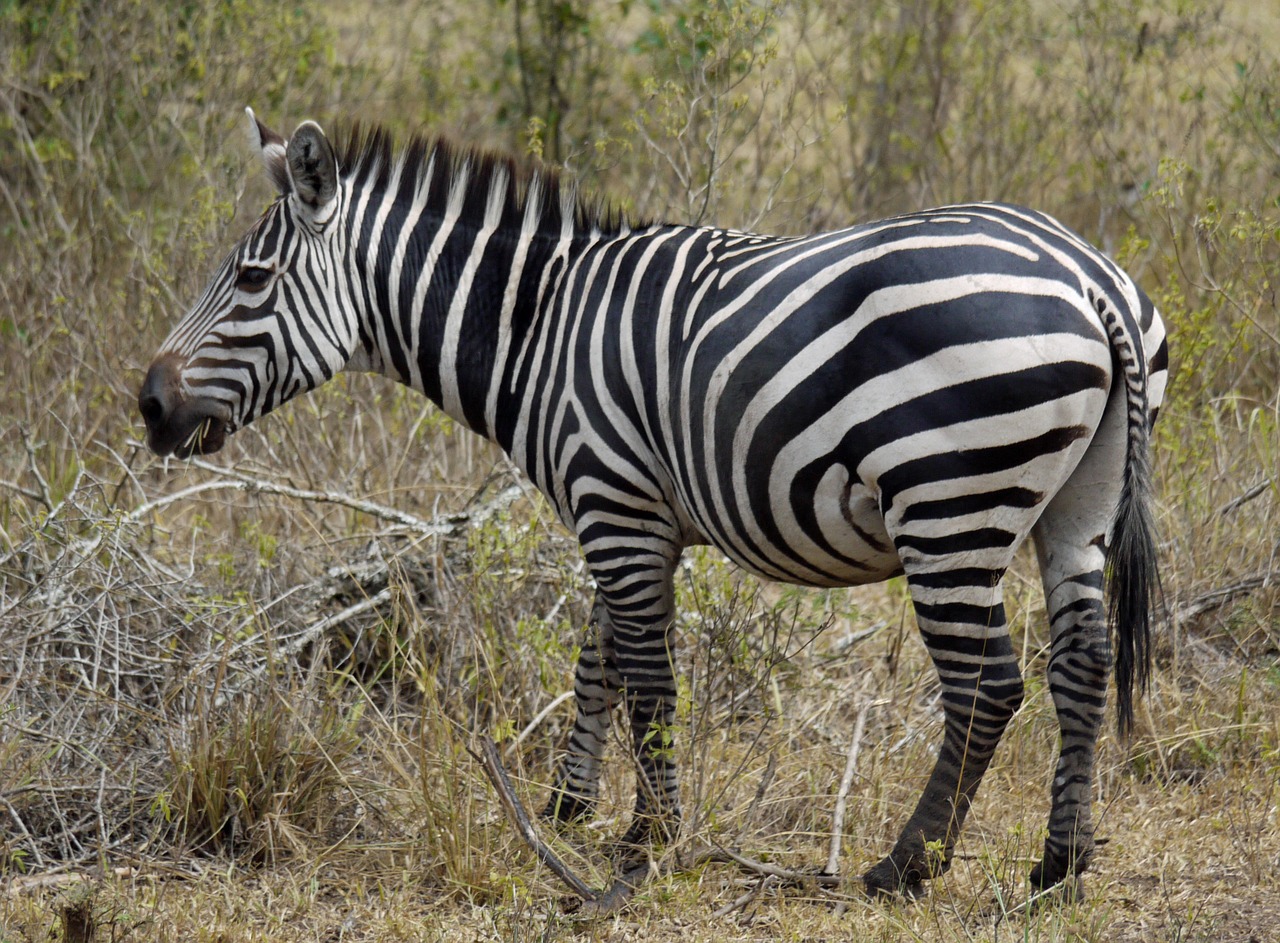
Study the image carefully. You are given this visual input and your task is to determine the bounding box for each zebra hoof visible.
[862,858,928,901]
[608,814,677,869]
[1028,857,1067,891]
[540,790,595,826]
[1029,841,1091,895]
[1024,854,1085,900]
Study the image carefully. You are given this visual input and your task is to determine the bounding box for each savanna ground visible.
[2,1,1279,940]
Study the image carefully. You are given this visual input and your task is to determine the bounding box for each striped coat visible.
[140,113,1166,896]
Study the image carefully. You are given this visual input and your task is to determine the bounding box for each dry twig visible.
[1217,477,1274,517]
[3,867,143,896]
[1172,570,1278,624]
[183,455,524,537]
[699,844,842,888]
[468,736,599,905]
[825,698,884,877]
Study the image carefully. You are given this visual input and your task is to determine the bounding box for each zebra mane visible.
[332,123,638,238]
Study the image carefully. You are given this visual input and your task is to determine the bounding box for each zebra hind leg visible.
[863,567,1025,897]
[542,599,622,824]
[1026,476,1119,892]
[1029,573,1108,894]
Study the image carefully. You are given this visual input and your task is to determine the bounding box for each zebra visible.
[138,111,1167,898]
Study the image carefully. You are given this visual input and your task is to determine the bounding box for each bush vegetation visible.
[1,0,1277,940]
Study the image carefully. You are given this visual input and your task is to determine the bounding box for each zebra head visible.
[139,110,355,457]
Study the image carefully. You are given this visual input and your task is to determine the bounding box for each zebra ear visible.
[245,107,290,197]
[285,120,338,213]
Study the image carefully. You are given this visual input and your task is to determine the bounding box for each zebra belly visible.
[683,462,903,589]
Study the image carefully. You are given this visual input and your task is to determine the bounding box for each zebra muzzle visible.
[138,354,232,458]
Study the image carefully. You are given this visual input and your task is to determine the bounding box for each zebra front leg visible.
[864,570,1024,897]
[588,552,682,858]
[570,511,686,864]
[613,613,682,856]
[543,598,622,824]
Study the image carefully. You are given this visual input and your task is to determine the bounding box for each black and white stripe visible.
[140,113,1167,896]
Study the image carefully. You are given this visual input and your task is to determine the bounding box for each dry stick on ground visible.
[710,874,780,920]
[825,698,884,878]
[703,845,843,888]
[469,736,659,917]
[3,867,144,897]
[1216,477,1274,517]
[1172,570,1279,624]
[474,734,853,915]
[704,699,887,918]
[468,736,600,906]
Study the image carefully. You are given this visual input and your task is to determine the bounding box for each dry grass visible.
[2,0,1279,940]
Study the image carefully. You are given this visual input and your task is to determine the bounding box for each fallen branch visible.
[468,736,599,904]
[185,455,524,537]
[704,845,842,888]
[1172,570,1278,625]
[826,699,884,877]
[471,736,679,916]
[472,732,855,916]
[711,874,778,919]
[1217,477,1274,517]
[3,866,144,896]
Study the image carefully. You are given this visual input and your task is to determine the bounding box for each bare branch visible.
[468,735,599,904]
[182,455,524,536]
[1217,478,1274,517]
[0,478,45,505]
[21,429,53,511]
[704,844,842,888]
[826,698,885,877]
[1172,571,1279,625]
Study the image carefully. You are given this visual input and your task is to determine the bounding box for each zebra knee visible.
[957,660,1024,721]
[1046,627,1111,720]
[985,671,1025,729]
[943,665,1024,736]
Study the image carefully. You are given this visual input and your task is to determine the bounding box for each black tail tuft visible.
[1107,431,1162,737]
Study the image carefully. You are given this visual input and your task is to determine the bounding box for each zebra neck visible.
[350,189,591,447]
[338,139,644,456]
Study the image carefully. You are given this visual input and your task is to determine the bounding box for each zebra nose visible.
[138,354,183,439]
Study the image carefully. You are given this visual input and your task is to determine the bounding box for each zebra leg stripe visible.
[1034,579,1109,889]
[1027,392,1126,888]
[864,569,1025,895]
[617,620,681,847]
[543,599,622,822]
[586,542,683,850]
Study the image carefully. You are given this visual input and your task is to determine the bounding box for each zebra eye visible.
[236,265,273,293]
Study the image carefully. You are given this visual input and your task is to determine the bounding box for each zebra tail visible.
[1105,307,1164,738]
